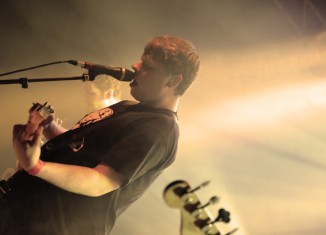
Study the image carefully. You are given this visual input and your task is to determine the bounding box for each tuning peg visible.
[201,223,221,235]
[213,208,231,223]
[225,228,239,235]
[181,192,197,204]
[188,180,210,193]
[180,181,211,204]
[198,196,219,209]
[190,196,219,220]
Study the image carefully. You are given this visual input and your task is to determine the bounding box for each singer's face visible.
[130,55,173,106]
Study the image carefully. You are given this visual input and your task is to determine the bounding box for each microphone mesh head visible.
[122,68,135,82]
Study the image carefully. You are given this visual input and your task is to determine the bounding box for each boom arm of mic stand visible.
[0,74,91,89]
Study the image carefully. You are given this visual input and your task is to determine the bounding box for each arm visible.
[37,162,124,197]
[13,124,125,197]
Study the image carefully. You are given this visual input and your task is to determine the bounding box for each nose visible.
[131,60,142,72]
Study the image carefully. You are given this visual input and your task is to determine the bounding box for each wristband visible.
[27,160,45,176]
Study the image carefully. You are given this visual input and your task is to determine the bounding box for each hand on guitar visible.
[25,102,54,141]
[12,124,43,172]
[12,102,54,171]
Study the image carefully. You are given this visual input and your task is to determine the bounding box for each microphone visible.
[67,60,135,82]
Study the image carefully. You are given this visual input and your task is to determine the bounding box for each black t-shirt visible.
[6,101,179,235]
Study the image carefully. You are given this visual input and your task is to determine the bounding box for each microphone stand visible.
[0,73,94,89]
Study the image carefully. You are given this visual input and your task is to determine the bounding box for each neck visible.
[139,97,180,112]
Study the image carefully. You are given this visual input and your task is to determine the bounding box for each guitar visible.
[163,180,238,235]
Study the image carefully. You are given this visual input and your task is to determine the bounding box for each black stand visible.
[0,73,94,89]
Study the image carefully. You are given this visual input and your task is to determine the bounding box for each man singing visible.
[0,35,200,235]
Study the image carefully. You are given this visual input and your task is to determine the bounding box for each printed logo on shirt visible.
[71,107,114,130]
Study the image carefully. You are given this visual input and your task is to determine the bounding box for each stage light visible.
[83,75,122,110]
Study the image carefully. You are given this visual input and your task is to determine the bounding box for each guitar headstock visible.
[163,180,238,235]
[29,102,54,120]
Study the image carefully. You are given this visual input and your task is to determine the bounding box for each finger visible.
[41,114,54,127]
[12,124,26,142]
[31,125,44,146]
[28,102,41,113]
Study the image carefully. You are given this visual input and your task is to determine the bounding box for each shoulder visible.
[109,101,179,134]
[109,100,138,111]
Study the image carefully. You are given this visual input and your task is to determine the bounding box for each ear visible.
[166,74,183,88]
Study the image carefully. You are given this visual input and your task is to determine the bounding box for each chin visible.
[130,90,140,101]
